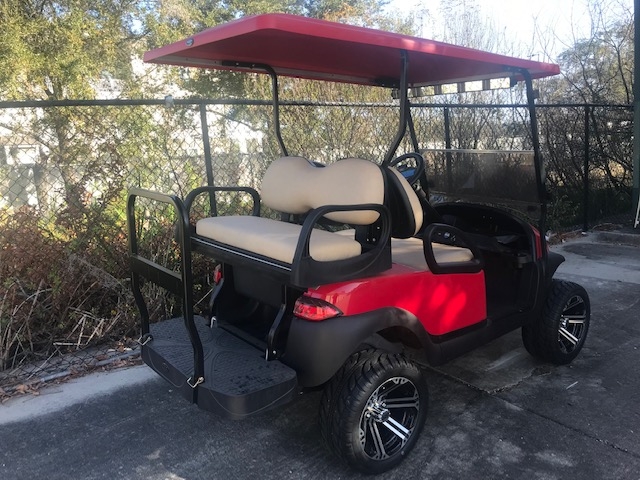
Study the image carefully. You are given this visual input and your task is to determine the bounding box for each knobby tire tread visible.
[319,349,427,473]
[523,279,589,365]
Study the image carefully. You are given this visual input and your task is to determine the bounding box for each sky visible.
[386,0,634,60]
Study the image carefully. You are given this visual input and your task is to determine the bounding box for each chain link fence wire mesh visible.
[0,98,633,393]
[538,104,633,228]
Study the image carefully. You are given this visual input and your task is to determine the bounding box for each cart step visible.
[143,317,298,419]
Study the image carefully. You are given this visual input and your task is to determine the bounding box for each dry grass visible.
[0,206,214,373]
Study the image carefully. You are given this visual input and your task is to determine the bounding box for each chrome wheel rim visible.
[557,294,588,354]
[358,377,419,461]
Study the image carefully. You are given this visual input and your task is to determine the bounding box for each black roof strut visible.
[221,61,288,157]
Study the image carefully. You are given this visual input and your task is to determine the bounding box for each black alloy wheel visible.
[522,279,590,365]
[319,349,428,473]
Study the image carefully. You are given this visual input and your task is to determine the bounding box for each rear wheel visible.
[522,279,590,364]
[319,349,428,474]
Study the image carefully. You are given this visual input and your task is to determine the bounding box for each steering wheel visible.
[383,152,425,185]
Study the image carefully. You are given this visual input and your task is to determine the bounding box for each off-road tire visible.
[319,349,428,474]
[522,279,590,365]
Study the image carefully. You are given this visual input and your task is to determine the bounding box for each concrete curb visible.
[1,348,141,396]
[593,230,640,247]
[0,364,156,425]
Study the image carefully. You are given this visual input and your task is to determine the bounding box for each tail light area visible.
[293,296,343,321]
[531,226,543,258]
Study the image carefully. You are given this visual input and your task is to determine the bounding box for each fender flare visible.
[546,251,565,285]
[282,307,438,387]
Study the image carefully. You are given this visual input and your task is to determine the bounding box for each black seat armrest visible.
[422,223,484,274]
[290,203,392,286]
[184,186,261,218]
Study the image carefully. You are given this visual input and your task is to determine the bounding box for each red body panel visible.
[304,264,487,336]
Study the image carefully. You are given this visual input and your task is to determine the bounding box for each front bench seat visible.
[383,164,481,273]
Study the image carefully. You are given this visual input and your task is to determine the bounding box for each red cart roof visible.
[144,13,559,87]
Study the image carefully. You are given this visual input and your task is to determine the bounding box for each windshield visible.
[424,149,540,217]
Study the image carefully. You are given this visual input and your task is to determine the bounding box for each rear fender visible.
[283,307,437,387]
[546,251,565,284]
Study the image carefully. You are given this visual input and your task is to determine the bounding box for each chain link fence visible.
[538,104,633,229]
[0,98,633,391]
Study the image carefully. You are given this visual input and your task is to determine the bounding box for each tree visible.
[0,0,147,101]
[531,1,634,227]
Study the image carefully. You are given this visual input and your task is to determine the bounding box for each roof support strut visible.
[222,61,288,157]
[384,50,410,165]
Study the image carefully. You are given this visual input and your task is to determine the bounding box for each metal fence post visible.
[633,0,640,223]
[200,103,217,216]
[444,106,453,191]
[583,106,590,232]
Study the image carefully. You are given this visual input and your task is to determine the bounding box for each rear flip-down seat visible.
[197,215,361,264]
[193,156,391,286]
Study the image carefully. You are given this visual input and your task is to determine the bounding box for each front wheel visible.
[522,279,590,364]
[319,349,428,473]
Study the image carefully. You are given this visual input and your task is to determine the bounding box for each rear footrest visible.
[143,317,298,419]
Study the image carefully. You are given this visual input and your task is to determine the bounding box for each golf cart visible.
[127,14,590,473]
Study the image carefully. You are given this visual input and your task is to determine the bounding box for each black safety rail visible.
[126,188,298,417]
[127,188,205,403]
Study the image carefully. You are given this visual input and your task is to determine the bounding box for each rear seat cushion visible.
[261,157,384,225]
[197,216,361,264]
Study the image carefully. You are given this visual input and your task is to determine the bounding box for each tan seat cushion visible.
[196,216,361,264]
[392,237,474,270]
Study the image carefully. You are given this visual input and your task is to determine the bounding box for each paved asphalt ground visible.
[1,232,639,480]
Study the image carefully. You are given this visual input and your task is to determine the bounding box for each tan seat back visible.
[260,156,385,225]
[384,167,424,238]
